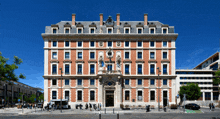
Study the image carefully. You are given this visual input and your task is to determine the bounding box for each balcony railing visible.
[98,70,121,75]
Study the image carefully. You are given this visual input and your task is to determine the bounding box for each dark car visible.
[185,103,200,110]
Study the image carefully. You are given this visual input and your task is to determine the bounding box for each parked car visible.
[185,103,200,110]
[37,103,43,108]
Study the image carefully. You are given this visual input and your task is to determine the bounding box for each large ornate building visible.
[42,13,178,108]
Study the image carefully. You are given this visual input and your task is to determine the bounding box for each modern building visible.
[0,81,43,104]
[42,13,178,108]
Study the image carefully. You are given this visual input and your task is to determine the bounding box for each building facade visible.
[42,13,178,108]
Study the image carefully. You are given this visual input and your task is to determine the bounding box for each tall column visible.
[98,77,103,106]
[116,81,121,108]
[203,92,205,101]
[211,92,213,101]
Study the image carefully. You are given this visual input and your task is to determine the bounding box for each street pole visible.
[183,94,186,113]
[59,68,63,113]
[157,67,160,111]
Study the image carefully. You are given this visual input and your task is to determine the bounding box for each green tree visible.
[37,94,44,102]
[29,94,36,103]
[213,70,220,85]
[0,52,26,83]
[179,83,202,100]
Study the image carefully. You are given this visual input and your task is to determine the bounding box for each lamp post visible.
[157,67,161,111]
[59,67,63,113]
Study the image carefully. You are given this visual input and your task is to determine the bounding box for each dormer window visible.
[124,27,130,34]
[138,29,142,34]
[53,29,57,34]
[90,27,95,34]
[162,27,168,34]
[91,29,94,33]
[77,27,83,34]
[150,29,154,34]
[65,28,70,34]
[108,28,112,34]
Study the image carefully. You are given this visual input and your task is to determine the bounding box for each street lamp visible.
[59,67,63,113]
[157,67,161,111]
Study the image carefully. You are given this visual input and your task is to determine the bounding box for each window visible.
[125,41,129,47]
[78,29,82,34]
[138,79,142,85]
[52,91,57,99]
[150,91,155,100]
[125,79,129,85]
[138,64,142,74]
[77,64,82,74]
[52,64,57,74]
[163,29,167,34]
[125,29,129,34]
[65,52,70,59]
[150,52,155,59]
[52,79,56,85]
[163,64,167,74]
[163,79,167,85]
[163,52,167,59]
[137,52,142,59]
[138,91,142,101]
[53,41,57,47]
[65,29,69,34]
[90,52,95,59]
[150,79,155,85]
[65,64,69,74]
[90,29,94,34]
[90,64,95,74]
[107,64,112,71]
[150,41,154,47]
[125,91,130,100]
[150,64,155,74]
[138,41,142,47]
[90,91,95,100]
[52,52,57,59]
[125,52,129,59]
[78,52,82,59]
[108,41,112,47]
[163,41,167,47]
[78,41,82,47]
[65,91,69,100]
[78,79,82,85]
[108,29,112,34]
[78,91,82,100]
[90,41,95,47]
[125,65,129,74]
[138,29,142,34]
[90,79,95,85]
[65,41,69,47]
[53,29,57,34]
[65,79,69,85]
[150,29,154,34]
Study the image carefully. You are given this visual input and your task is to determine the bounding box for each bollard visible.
[117,112,119,119]
[105,108,106,114]
[99,112,101,119]
[113,108,114,114]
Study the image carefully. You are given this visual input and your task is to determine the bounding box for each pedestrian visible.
[89,103,92,111]
[41,103,43,111]
[85,103,88,110]
[212,103,214,111]
[209,103,211,111]
[100,103,101,110]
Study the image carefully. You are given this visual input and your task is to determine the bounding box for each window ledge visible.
[88,60,97,63]
[105,61,115,63]
[75,60,84,63]
[50,59,59,63]
[161,60,170,63]
[123,60,132,63]
[148,60,157,63]
[63,60,72,63]
[135,60,145,63]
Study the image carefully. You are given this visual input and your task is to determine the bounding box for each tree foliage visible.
[179,83,202,100]
[0,52,25,83]
[213,70,220,85]
[37,94,44,102]
[29,94,36,103]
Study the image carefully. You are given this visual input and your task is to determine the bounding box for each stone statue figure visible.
[100,28,103,33]
[99,56,103,67]
[117,28,121,34]
[116,55,121,68]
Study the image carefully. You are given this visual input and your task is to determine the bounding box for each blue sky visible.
[0,0,219,89]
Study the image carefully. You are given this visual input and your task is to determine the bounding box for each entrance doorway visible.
[106,91,114,107]
[163,91,167,107]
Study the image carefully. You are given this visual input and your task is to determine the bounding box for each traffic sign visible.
[18,99,20,102]
[34,98,36,101]
[177,94,179,98]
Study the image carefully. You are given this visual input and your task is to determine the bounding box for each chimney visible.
[144,13,148,26]
[116,13,120,26]
[72,13,76,26]
[100,13,103,26]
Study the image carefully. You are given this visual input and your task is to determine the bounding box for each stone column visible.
[203,92,205,101]
[98,76,103,106]
[211,92,213,101]
[115,81,121,107]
